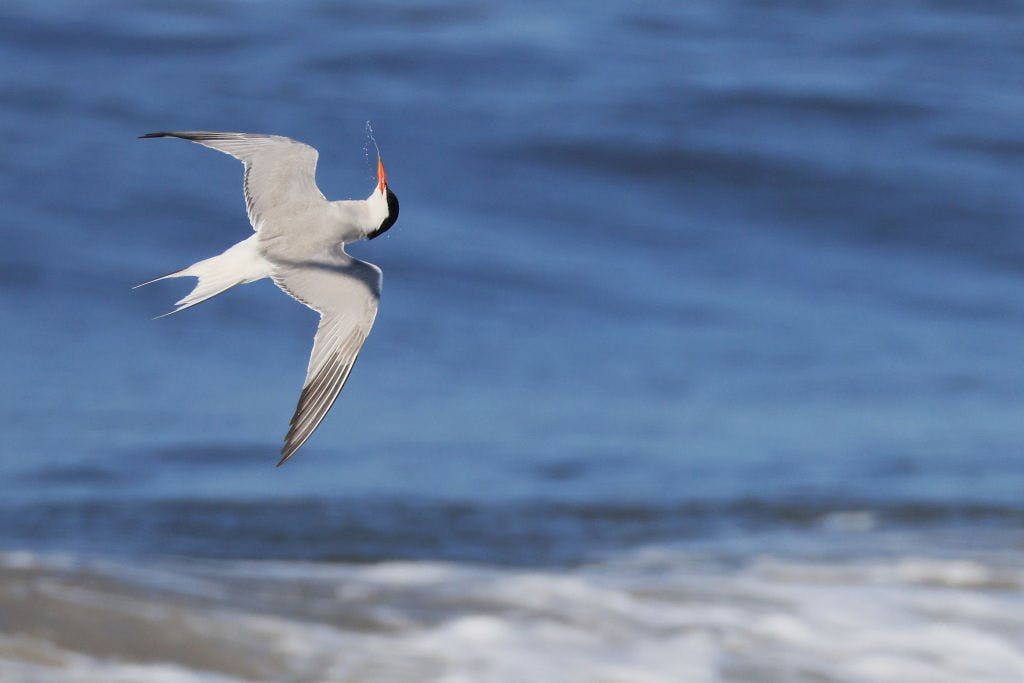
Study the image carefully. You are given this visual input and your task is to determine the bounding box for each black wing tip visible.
[139,131,207,141]
[277,423,311,467]
[139,131,281,146]
[277,437,305,466]
[139,131,228,140]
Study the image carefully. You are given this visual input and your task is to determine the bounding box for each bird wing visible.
[140,131,326,232]
[270,254,382,465]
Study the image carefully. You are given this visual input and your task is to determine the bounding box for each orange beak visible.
[377,157,387,193]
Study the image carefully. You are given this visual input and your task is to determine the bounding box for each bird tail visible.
[134,236,271,317]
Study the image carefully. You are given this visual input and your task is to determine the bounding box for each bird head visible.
[367,156,399,240]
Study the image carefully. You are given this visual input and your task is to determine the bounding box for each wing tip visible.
[277,434,307,467]
[276,418,314,467]
[138,131,219,141]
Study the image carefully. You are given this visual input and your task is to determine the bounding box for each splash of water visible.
[365,120,381,160]
[364,121,383,186]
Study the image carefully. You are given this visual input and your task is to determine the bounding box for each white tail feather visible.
[136,235,272,317]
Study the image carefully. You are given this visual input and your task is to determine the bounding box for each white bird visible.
[137,131,400,465]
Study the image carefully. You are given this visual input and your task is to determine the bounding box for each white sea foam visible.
[1,541,1022,683]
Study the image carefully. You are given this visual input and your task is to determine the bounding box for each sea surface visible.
[1,1,1024,681]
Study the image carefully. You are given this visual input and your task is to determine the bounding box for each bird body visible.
[138,131,400,465]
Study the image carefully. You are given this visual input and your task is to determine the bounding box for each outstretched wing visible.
[140,131,326,231]
[270,254,382,465]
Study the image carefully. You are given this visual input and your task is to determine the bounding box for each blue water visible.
[3,0,1024,550]
[2,2,1024,679]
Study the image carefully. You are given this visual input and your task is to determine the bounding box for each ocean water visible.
[2,0,1024,681]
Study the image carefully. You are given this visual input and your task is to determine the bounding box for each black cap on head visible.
[368,188,399,240]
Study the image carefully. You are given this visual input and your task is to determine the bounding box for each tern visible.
[137,131,400,465]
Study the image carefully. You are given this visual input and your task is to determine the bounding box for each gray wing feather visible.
[140,131,325,231]
[271,255,382,465]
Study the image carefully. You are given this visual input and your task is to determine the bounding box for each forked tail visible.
[134,236,271,317]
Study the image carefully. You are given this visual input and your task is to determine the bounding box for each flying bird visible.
[137,131,400,465]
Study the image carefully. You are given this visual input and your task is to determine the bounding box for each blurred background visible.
[2,1,1023,681]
